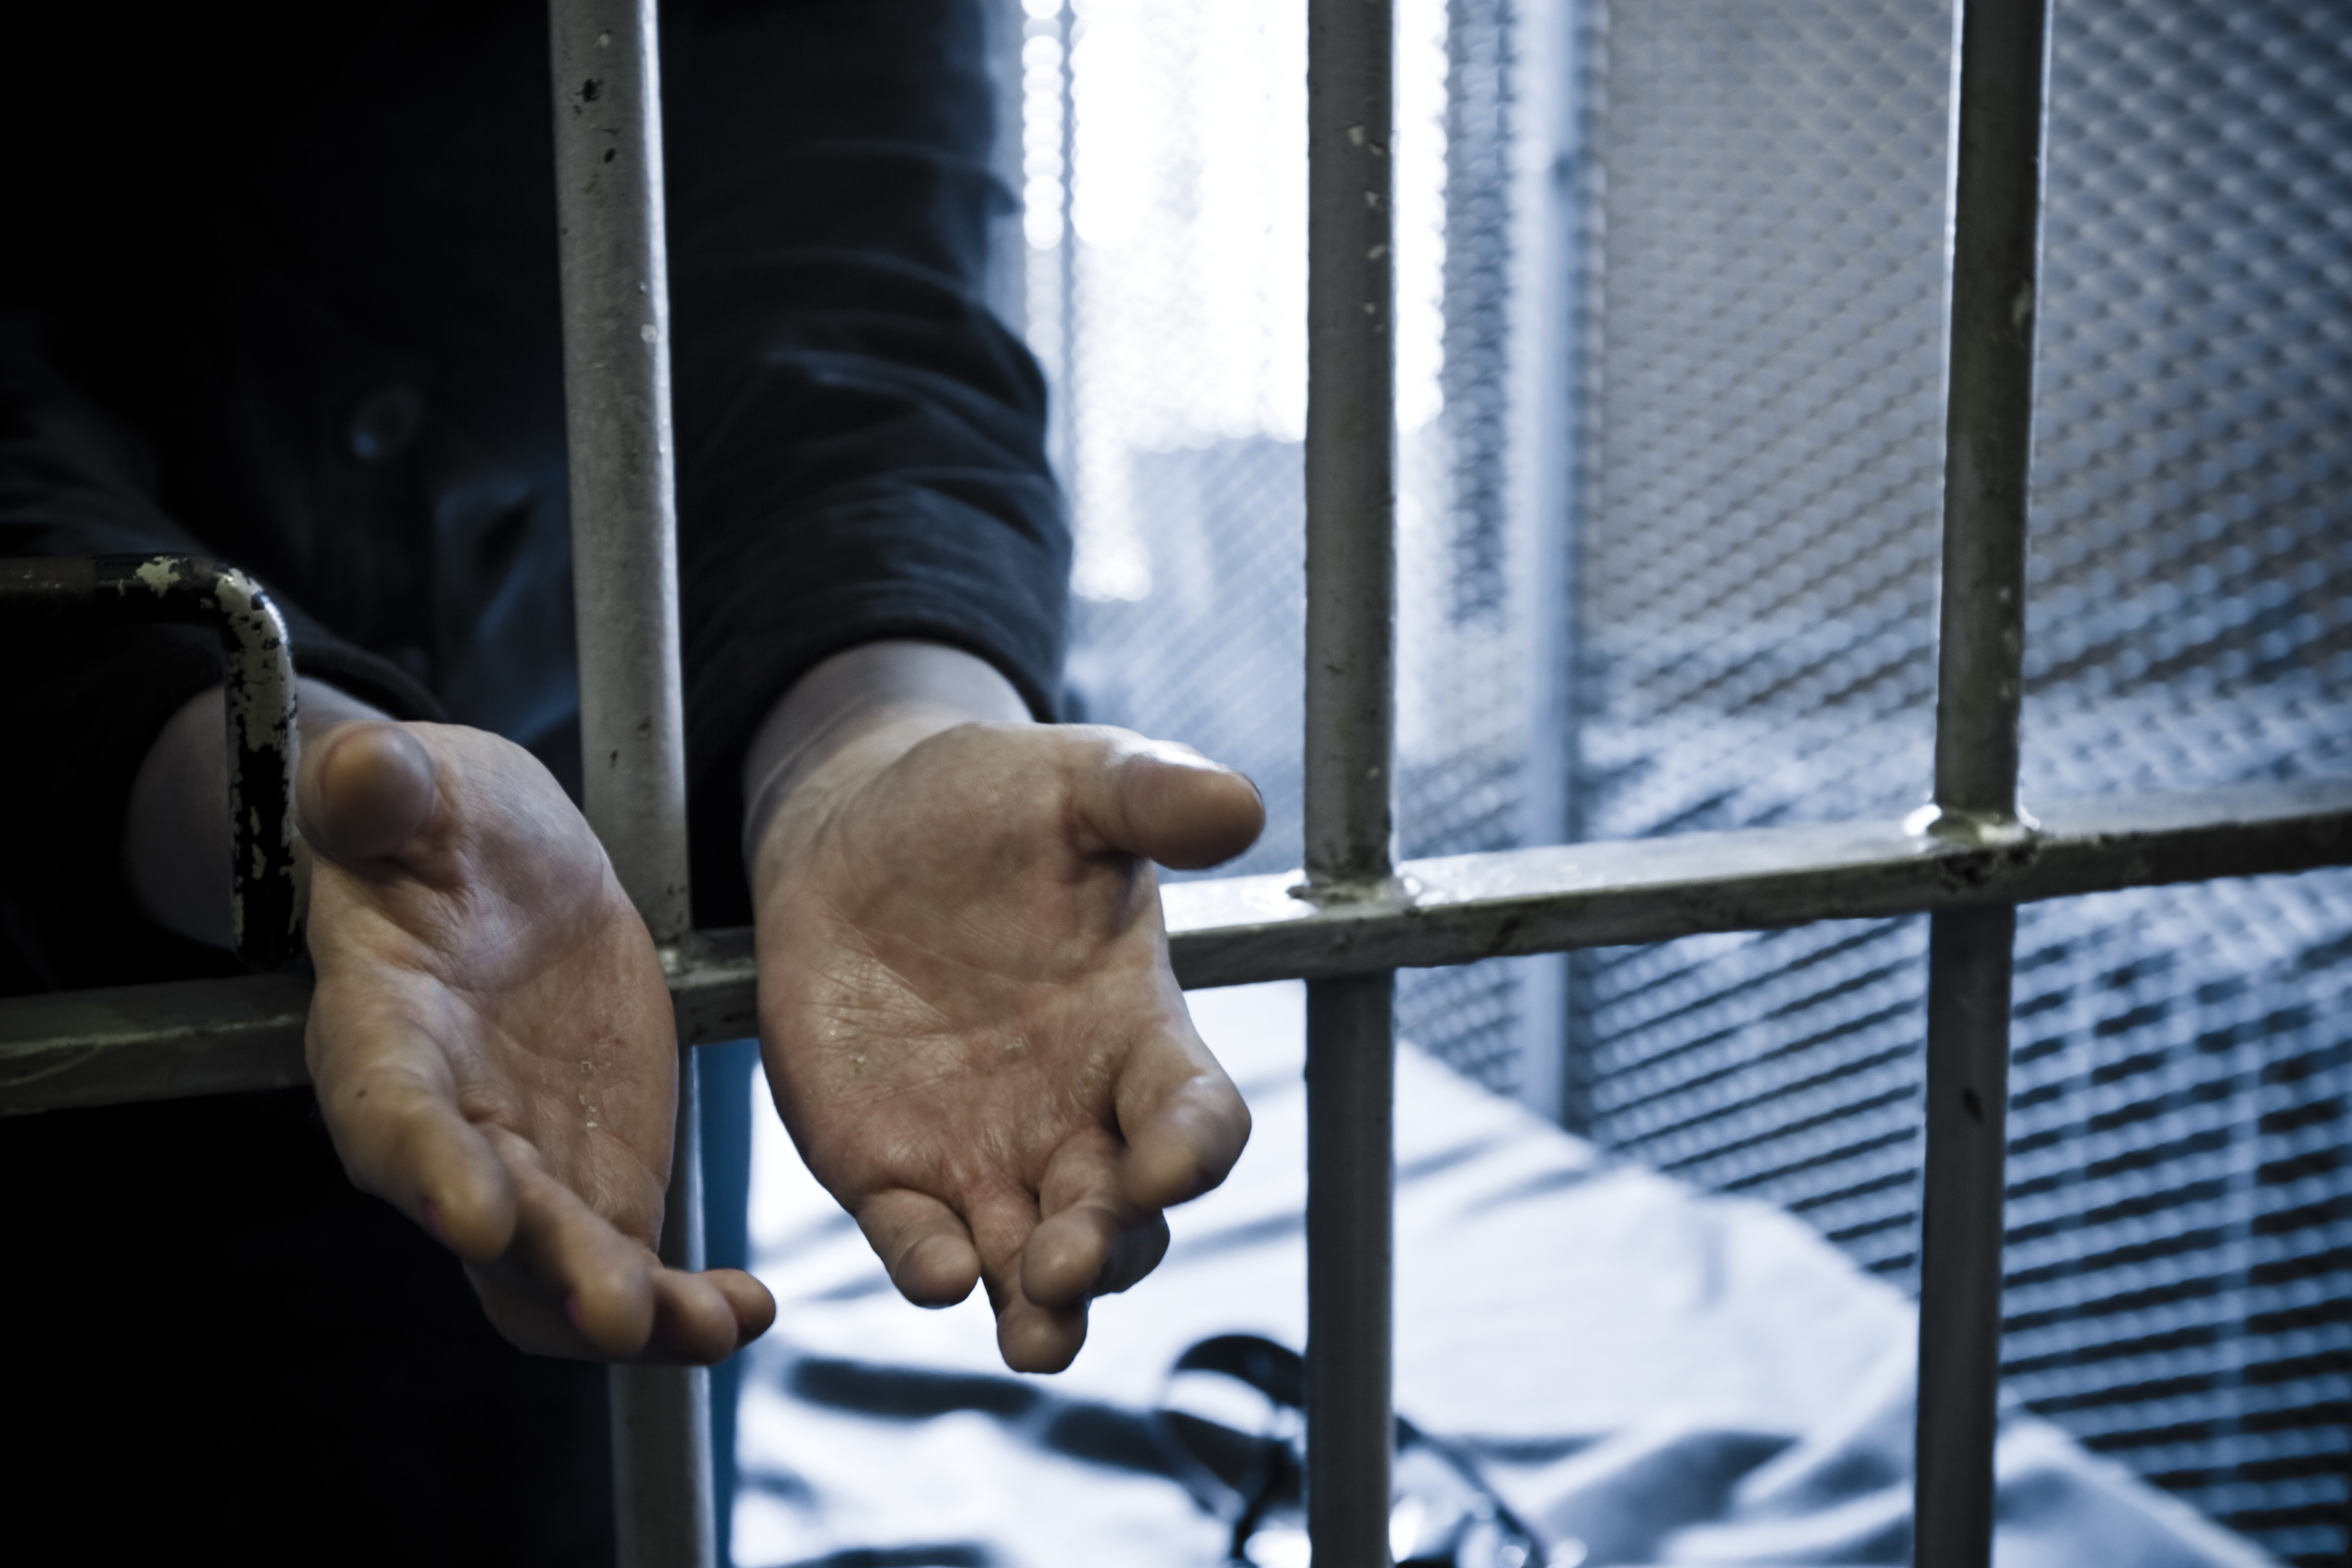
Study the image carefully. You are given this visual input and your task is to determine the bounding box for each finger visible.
[642,1266,767,1363]
[1023,1200,1119,1309]
[1024,1128,1155,1308]
[855,1189,982,1308]
[712,1267,780,1349]
[1079,740,1265,870]
[1025,1130,1122,1308]
[1094,1214,1171,1298]
[298,720,438,867]
[315,1058,518,1263]
[1120,1068,1253,1211]
[995,1291,1090,1375]
[489,1129,660,1357]
[469,1264,775,1365]
[959,1186,1091,1373]
[1027,1202,1173,1307]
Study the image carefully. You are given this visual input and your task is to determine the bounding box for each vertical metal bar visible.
[547,2,712,1565]
[1557,0,1610,1140]
[1304,973,1397,1567]
[1916,4,2051,1566]
[1306,0,1398,1563]
[1916,903,2018,1568]
[609,1063,715,1565]
[1055,0,1079,489]
[1499,0,1579,1122]
[1933,0,2049,822]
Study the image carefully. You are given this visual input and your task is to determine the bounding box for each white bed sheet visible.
[733,981,2276,1568]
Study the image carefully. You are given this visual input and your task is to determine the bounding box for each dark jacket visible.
[0,6,1062,1557]
[0,0,1068,993]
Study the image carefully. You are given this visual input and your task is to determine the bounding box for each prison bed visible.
[727,981,2271,1568]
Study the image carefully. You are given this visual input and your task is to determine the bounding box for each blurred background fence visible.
[993,0,2350,1560]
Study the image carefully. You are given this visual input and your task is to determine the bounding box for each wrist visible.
[741,640,1033,897]
[124,677,389,948]
[742,705,967,889]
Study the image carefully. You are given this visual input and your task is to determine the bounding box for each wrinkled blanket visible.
[733,981,2273,1568]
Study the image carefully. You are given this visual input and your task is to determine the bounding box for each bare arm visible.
[122,678,388,947]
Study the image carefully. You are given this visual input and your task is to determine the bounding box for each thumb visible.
[299,720,439,868]
[1081,739,1265,870]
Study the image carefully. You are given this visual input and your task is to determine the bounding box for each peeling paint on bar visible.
[6,779,2343,1118]
[1,554,302,969]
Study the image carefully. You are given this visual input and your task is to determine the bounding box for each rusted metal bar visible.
[546,0,711,1561]
[0,554,301,970]
[1305,0,1400,1557]
[6,780,2347,1116]
[1915,2,2053,1564]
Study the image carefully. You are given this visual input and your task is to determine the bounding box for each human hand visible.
[752,718,1263,1373]
[299,720,776,1363]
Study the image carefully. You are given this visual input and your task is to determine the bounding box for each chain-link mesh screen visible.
[1030,0,1554,1096]
[1570,1,2351,1559]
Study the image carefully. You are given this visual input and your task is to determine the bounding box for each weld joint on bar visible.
[1287,872,1419,910]
[1905,802,2041,849]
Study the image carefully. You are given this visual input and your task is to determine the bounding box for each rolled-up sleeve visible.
[666,0,1068,925]
[0,314,443,991]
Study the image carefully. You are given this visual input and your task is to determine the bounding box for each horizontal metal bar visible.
[1164,778,2352,985]
[0,969,317,1113]
[4,778,2345,1118]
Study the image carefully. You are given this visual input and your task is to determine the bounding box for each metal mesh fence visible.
[1569,1,2352,1560]
[1012,0,2347,1554]
[1031,0,1554,1096]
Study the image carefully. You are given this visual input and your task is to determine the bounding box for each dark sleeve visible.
[0,313,441,994]
[665,0,1070,928]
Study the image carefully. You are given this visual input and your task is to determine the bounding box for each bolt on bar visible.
[1916,3,2053,1565]
[547,2,713,1564]
[1304,0,1400,1562]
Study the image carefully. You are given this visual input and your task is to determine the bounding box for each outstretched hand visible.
[299,720,776,1363]
[753,720,1263,1373]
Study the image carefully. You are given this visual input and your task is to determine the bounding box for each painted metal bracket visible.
[0,554,302,970]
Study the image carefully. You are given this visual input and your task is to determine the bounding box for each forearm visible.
[124,677,389,948]
[741,640,1032,897]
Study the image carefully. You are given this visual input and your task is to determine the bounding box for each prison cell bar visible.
[0,1,2343,1562]
[7,778,2348,1115]
[1304,0,1401,1561]
[1915,3,2053,1563]
[546,1,714,1563]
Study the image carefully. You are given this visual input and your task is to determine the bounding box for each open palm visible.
[753,722,1263,1372]
[300,721,773,1362]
